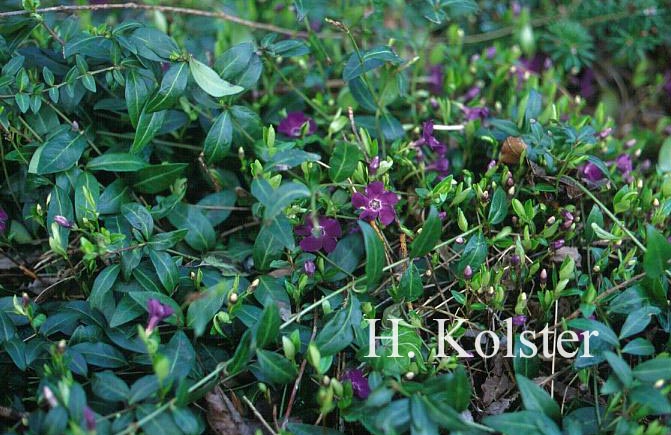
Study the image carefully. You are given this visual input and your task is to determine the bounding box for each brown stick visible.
[0,3,308,38]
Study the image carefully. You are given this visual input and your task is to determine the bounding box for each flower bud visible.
[228,292,238,304]
[547,216,556,225]
[552,239,565,250]
[303,260,316,276]
[455,236,465,245]
[282,336,296,361]
[463,265,473,280]
[540,268,548,285]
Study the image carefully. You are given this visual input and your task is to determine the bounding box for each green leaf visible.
[203,110,233,164]
[619,306,658,339]
[315,297,359,356]
[456,231,488,274]
[622,338,655,356]
[89,264,120,321]
[189,57,244,98]
[109,295,144,328]
[395,263,423,302]
[197,190,237,226]
[4,338,26,371]
[187,281,228,337]
[658,136,671,173]
[630,385,671,415]
[125,69,149,128]
[122,203,154,240]
[633,356,671,383]
[343,46,403,81]
[145,62,188,112]
[286,423,345,435]
[252,180,311,221]
[74,171,99,224]
[255,350,297,384]
[29,129,87,174]
[227,329,254,375]
[147,229,188,251]
[358,221,384,289]
[567,318,618,346]
[129,375,160,404]
[253,215,294,271]
[603,351,633,387]
[484,411,562,435]
[163,331,195,382]
[329,142,362,182]
[130,163,187,194]
[253,304,280,349]
[516,374,561,421]
[70,342,127,368]
[409,207,442,258]
[166,203,215,252]
[0,311,17,343]
[87,153,148,172]
[419,395,469,431]
[488,187,508,225]
[410,395,439,435]
[92,371,130,402]
[148,249,178,292]
[131,109,166,154]
[643,225,671,279]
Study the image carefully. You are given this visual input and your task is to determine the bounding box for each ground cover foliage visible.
[1,0,671,434]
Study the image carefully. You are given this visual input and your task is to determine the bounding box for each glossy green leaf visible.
[359,221,384,289]
[409,207,442,258]
[189,57,244,98]
[329,142,362,182]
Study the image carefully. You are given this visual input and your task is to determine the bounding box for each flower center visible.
[369,199,382,211]
[311,225,325,238]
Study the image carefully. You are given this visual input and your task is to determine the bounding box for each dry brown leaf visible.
[499,137,527,165]
[205,387,254,435]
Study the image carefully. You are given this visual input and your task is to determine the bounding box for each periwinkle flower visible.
[369,156,380,175]
[83,406,96,431]
[581,162,605,182]
[146,299,174,333]
[462,106,490,121]
[552,239,565,250]
[486,46,497,59]
[427,65,444,95]
[342,369,371,399]
[463,86,481,102]
[0,208,7,232]
[277,112,317,138]
[303,260,316,276]
[463,265,473,280]
[438,211,447,221]
[510,254,520,266]
[598,127,613,139]
[426,155,450,178]
[615,154,632,174]
[352,182,399,226]
[414,121,446,154]
[664,71,671,98]
[54,215,73,229]
[295,216,342,253]
[511,315,527,327]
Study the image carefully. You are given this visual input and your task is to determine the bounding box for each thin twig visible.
[0,3,309,38]
[242,395,278,435]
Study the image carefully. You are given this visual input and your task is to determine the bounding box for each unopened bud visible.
[463,265,473,280]
[404,372,415,380]
[455,236,465,245]
[547,216,556,225]
[228,292,238,303]
[540,268,548,284]
[653,198,660,207]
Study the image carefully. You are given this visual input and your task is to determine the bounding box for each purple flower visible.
[369,156,380,175]
[54,215,73,229]
[664,71,671,98]
[415,121,446,154]
[426,155,450,178]
[83,406,96,431]
[427,65,444,95]
[463,86,481,102]
[581,162,605,182]
[352,182,399,226]
[576,68,596,99]
[615,154,632,174]
[510,254,520,266]
[462,106,489,121]
[463,265,473,280]
[277,112,317,138]
[598,128,613,139]
[552,239,565,250]
[303,260,316,276]
[146,299,174,333]
[486,46,497,59]
[487,160,497,171]
[341,369,370,399]
[0,208,7,232]
[511,315,527,327]
[295,216,342,253]
[438,211,447,221]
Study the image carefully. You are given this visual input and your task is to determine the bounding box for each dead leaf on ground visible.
[551,246,582,264]
[205,386,254,435]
